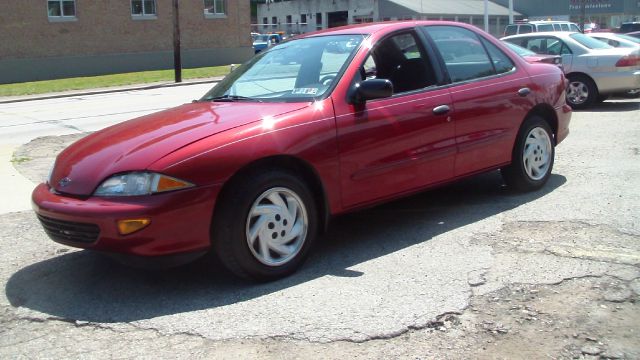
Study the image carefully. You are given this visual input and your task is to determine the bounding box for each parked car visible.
[620,22,640,34]
[626,31,640,40]
[504,20,581,36]
[502,32,640,108]
[252,34,282,54]
[503,41,563,69]
[587,32,640,48]
[33,21,571,281]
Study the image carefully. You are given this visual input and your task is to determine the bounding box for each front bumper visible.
[594,70,640,94]
[32,182,222,258]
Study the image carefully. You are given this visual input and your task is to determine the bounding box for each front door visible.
[333,30,456,208]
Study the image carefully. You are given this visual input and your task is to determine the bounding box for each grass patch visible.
[0,65,231,97]
[11,156,32,164]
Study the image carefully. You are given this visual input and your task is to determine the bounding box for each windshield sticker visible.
[292,88,319,95]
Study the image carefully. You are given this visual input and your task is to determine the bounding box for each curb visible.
[0,77,223,105]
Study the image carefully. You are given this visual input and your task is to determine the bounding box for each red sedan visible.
[33,21,571,280]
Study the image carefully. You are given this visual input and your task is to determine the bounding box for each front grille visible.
[37,214,100,244]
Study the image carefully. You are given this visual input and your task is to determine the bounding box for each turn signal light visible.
[117,218,151,235]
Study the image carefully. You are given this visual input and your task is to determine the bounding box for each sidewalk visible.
[0,76,224,104]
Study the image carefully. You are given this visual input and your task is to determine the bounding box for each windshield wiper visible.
[207,95,262,102]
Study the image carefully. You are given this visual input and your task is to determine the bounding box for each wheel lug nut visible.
[281,230,285,237]
[275,214,281,221]
[272,232,278,239]
[268,222,274,229]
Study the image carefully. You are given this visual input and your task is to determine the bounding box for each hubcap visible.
[567,81,589,105]
[523,127,552,181]
[245,187,308,266]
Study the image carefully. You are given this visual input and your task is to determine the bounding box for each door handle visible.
[518,87,531,97]
[432,104,450,115]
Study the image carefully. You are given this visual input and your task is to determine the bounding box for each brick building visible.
[0,1,253,84]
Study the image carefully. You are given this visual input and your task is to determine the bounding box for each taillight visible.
[615,54,640,67]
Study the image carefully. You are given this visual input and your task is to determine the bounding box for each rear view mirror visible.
[351,79,393,104]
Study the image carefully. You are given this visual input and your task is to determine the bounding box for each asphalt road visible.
[0,87,638,358]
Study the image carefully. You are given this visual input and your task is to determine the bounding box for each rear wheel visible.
[501,116,555,192]
[566,74,598,109]
[212,170,318,281]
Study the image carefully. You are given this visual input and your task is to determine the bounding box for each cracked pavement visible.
[1,93,639,358]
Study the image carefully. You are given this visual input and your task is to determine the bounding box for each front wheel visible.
[501,116,555,192]
[212,170,318,281]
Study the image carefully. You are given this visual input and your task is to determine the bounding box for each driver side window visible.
[359,31,436,94]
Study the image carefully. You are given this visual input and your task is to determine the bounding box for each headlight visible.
[94,172,194,196]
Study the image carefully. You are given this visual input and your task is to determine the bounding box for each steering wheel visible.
[320,75,336,85]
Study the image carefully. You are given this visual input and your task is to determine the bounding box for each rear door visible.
[422,25,536,176]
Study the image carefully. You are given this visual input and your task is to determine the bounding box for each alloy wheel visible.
[567,81,589,105]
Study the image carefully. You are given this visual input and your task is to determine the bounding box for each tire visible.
[212,170,318,281]
[501,116,555,192]
[566,74,598,109]
[623,89,640,99]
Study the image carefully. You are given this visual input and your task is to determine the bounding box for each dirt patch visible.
[12,133,88,183]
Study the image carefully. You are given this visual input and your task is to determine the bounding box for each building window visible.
[47,0,76,21]
[286,15,292,27]
[131,0,156,19]
[204,0,226,18]
[316,12,322,29]
[272,16,278,25]
[301,14,307,25]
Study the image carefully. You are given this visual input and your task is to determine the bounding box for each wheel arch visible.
[213,155,330,234]
[524,103,558,142]
[566,72,599,93]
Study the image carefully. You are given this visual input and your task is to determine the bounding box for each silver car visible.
[502,32,640,108]
[587,32,640,49]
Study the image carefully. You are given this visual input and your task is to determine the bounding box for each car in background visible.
[502,32,640,108]
[626,31,640,40]
[504,20,581,36]
[587,32,640,48]
[503,41,563,69]
[252,34,282,54]
[33,21,570,281]
[620,22,640,34]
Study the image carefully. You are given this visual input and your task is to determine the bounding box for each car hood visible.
[49,101,308,195]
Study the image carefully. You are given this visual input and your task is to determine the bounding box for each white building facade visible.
[256,0,519,37]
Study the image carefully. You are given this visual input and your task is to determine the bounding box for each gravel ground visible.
[2,99,639,358]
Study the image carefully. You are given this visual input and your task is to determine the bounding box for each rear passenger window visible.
[520,25,533,34]
[480,38,515,74]
[504,25,517,36]
[561,24,570,31]
[424,26,497,82]
[537,24,554,32]
[553,24,562,31]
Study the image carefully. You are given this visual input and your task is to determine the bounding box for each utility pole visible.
[508,0,513,24]
[484,0,489,32]
[172,0,182,83]
[579,0,587,32]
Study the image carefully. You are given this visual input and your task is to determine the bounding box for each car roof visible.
[297,20,477,38]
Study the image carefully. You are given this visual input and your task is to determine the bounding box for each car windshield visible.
[570,33,613,49]
[202,34,365,102]
[504,41,536,56]
[255,35,269,42]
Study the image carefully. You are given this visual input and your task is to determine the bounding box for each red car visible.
[33,21,571,281]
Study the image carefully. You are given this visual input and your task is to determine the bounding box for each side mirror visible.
[350,79,393,104]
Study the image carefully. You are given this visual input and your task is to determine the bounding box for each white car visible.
[502,32,640,108]
[587,32,640,49]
